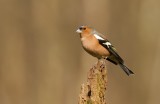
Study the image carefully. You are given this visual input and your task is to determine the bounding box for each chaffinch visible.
[76,25,134,76]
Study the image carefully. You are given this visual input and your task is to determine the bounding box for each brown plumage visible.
[81,32,110,59]
[76,25,134,76]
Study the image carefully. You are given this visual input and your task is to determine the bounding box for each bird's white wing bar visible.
[103,42,112,48]
[93,34,104,40]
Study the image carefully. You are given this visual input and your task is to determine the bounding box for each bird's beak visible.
[76,29,82,33]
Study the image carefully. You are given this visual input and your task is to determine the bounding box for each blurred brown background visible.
[0,0,160,104]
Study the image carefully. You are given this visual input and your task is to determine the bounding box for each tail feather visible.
[119,63,134,76]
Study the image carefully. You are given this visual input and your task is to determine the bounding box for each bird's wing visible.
[92,30,107,40]
[92,31,124,64]
[98,39,124,64]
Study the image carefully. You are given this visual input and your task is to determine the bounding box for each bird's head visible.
[76,25,92,34]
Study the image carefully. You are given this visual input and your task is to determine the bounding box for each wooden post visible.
[78,60,107,104]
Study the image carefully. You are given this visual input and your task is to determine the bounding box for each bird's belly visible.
[82,43,110,58]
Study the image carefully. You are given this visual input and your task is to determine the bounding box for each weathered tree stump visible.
[79,60,107,104]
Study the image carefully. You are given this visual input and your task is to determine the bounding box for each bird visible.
[76,25,134,76]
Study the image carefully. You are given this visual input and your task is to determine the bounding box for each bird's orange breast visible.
[81,34,110,59]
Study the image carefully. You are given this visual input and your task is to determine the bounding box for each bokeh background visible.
[0,0,160,104]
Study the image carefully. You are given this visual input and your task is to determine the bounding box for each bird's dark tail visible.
[119,63,134,76]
